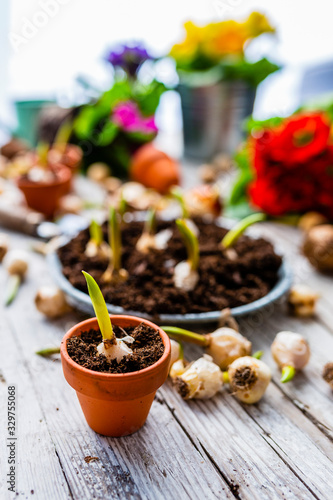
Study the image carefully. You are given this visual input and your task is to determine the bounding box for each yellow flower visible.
[169,21,203,64]
[244,12,276,38]
[201,21,248,61]
[169,12,276,67]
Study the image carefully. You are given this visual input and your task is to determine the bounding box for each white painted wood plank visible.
[0,315,71,500]
[0,237,233,500]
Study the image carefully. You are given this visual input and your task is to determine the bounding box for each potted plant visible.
[169,12,280,159]
[48,121,83,175]
[16,144,71,218]
[60,271,171,437]
[72,43,166,177]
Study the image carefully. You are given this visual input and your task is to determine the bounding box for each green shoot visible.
[144,208,156,235]
[176,219,199,271]
[109,207,121,272]
[222,371,230,384]
[171,187,189,218]
[252,350,264,360]
[36,347,61,357]
[221,213,267,249]
[118,190,127,218]
[36,142,49,167]
[4,275,21,306]
[161,326,208,347]
[82,271,114,342]
[54,120,72,154]
[178,342,184,360]
[89,220,103,246]
[281,365,296,383]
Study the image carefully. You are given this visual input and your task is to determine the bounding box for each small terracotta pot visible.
[130,143,180,194]
[61,315,171,437]
[17,165,72,218]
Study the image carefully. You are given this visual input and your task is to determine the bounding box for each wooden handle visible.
[0,203,44,236]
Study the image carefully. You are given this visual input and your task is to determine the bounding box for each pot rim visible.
[61,315,171,381]
[17,163,71,188]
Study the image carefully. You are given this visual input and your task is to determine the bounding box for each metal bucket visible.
[178,81,256,160]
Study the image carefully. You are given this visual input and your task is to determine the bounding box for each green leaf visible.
[244,115,284,134]
[171,187,189,218]
[176,219,199,271]
[220,57,281,87]
[144,208,156,235]
[161,326,208,346]
[54,120,73,150]
[82,271,114,341]
[36,347,61,357]
[36,142,49,167]
[134,80,167,116]
[89,220,103,246]
[4,275,21,306]
[109,207,121,271]
[229,147,254,206]
[222,213,266,249]
[96,121,119,147]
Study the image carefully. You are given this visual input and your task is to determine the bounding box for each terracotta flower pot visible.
[17,165,72,218]
[130,143,180,194]
[60,315,171,437]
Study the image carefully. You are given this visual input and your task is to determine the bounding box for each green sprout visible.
[109,207,121,272]
[54,120,73,154]
[171,187,189,218]
[221,213,267,249]
[281,365,296,383]
[89,220,103,246]
[118,190,128,218]
[101,207,127,284]
[176,219,199,271]
[162,326,208,346]
[4,275,21,306]
[252,350,264,360]
[36,142,49,167]
[144,208,156,235]
[85,220,109,259]
[162,324,252,370]
[82,271,114,344]
[36,347,61,357]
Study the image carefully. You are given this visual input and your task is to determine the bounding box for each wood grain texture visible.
[0,215,333,499]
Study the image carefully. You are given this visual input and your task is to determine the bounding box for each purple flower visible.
[106,43,153,77]
[112,101,158,135]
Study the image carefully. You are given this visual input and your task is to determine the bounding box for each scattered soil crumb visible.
[84,456,99,464]
[323,362,333,388]
[229,480,240,496]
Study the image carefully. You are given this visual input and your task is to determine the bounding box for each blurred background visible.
[1,0,333,145]
[1,0,333,225]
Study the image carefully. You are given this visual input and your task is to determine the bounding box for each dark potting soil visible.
[67,324,164,373]
[58,217,282,317]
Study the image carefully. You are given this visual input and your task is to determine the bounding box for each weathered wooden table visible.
[0,219,333,500]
